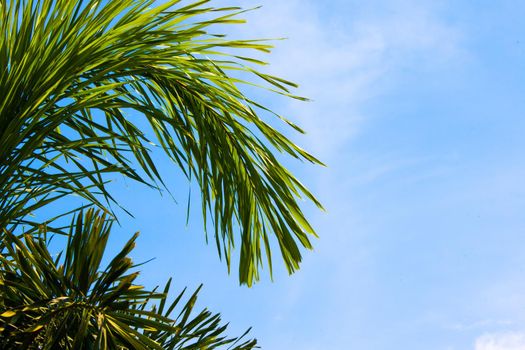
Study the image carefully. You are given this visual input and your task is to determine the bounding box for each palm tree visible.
[0,0,322,348]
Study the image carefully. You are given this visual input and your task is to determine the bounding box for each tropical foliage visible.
[0,209,257,349]
[0,0,321,348]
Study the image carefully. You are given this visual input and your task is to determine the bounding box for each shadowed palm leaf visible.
[0,209,258,350]
[0,0,323,285]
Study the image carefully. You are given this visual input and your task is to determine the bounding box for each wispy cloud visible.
[448,319,513,332]
[231,0,464,160]
[475,331,525,350]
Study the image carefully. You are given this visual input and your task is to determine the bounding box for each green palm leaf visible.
[0,209,258,349]
[0,0,323,285]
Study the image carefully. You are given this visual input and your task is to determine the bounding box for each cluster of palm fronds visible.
[0,210,257,349]
[0,0,321,348]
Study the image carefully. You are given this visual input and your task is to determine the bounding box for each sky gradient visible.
[106,1,525,349]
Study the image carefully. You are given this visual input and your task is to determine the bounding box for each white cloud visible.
[475,332,525,350]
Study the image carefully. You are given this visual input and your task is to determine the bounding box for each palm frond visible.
[0,209,258,349]
[0,0,323,285]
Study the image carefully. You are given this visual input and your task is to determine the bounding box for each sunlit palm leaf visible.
[0,0,323,285]
[0,209,257,349]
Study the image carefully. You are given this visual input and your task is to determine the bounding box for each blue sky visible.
[105,1,525,349]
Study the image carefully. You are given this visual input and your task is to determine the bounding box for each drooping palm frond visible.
[0,0,323,285]
[0,209,258,349]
